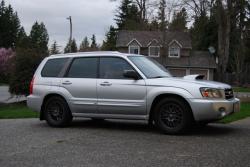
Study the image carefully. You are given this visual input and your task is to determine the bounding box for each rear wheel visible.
[44,96,72,127]
[153,97,193,134]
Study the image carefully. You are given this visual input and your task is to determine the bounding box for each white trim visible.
[127,38,142,47]
[147,39,161,47]
[148,46,160,57]
[168,39,183,48]
[168,46,180,58]
[128,45,140,54]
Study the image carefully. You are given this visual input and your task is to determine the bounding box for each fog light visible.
[219,107,226,112]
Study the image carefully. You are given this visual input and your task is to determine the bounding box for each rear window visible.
[41,58,68,77]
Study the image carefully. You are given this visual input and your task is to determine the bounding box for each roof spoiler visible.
[183,74,205,80]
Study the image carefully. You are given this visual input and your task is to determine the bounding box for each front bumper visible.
[188,98,240,122]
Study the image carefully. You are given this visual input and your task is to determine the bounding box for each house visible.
[116,30,217,80]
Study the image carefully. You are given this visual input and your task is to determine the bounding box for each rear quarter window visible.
[41,58,68,77]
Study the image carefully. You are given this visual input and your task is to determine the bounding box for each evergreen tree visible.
[71,39,77,52]
[9,21,50,95]
[64,38,77,53]
[169,8,188,31]
[50,41,60,55]
[157,0,167,31]
[148,18,159,31]
[102,26,117,51]
[16,26,30,48]
[79,36,90,51]
[29,21,49,54]
[115,0,141,30]
[90,34,97,49]
[190,13,211,50]
[9,47,43,95]
[0,0,21,48]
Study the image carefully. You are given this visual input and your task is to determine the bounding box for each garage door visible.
[168,68,187,77]
[190,69,208,80]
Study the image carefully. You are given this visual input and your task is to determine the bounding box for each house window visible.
[169,46,180,58]
[129,45,140,54]
[149,46,160,57]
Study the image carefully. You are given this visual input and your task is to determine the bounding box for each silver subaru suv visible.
[27,51,240,134]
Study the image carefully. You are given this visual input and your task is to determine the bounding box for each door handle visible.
[62,81,72,85]
[100,82,112,86]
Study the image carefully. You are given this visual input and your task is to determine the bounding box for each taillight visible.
[29,77,35,95]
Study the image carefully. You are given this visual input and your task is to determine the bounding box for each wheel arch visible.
[148,93,194,123]
[40,93,69,120]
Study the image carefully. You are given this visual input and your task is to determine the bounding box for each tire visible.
[153,97,193,134]
[44,96,72,127]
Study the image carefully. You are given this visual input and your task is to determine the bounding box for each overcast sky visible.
[5,0,119,50]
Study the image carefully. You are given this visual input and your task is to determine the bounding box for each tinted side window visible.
[100,57,134,79]
[41,58,68,77]
[67,57,98,78]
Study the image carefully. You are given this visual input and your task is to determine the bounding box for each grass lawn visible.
[220,102,250,123]
[0,102,38,119]
[233,87,250,92]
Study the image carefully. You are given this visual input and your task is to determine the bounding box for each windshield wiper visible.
[150,76,168,78]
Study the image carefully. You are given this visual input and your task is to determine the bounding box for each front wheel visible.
[153,97,193,134]
[44,96,72,127]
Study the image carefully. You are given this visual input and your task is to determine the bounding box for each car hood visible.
[146,77,231,89]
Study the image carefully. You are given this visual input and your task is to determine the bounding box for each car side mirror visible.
[123,70,139,80]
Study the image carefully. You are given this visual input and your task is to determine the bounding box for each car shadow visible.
[188,123,238,136]
[63,119,238,136]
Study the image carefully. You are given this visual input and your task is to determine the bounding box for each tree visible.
[115,0,141,30]
[102,26,117,51]
[79,36,90,51]
[157,0,167,31]
[9,21,50,95]
[148,18,159,30]
[16,26,29,48]
[50,41,60,55]
[29,21,49,54]
[64,38,77,53]
[90,34,98,49]
[0,48,15,83]
[0,0,21,48]
[228,0,249,83]
[9,47,43,95]
[169,8,188,31]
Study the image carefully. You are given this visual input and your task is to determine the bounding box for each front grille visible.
[225,88,234,99]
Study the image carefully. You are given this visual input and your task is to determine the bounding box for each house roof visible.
[116,30,192,48]
[165,51,217,69]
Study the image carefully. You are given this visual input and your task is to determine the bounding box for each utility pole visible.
[67,16,72,52]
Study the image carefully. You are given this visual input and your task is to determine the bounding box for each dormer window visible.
[168,40,182,58]
[129,45,140,54]
[127,39,141,54]
[169,46,180,58]
[149,46,160,57]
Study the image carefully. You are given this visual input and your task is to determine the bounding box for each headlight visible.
[200,88,223,98]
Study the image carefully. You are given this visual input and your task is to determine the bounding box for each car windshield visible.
[128,56,172,78]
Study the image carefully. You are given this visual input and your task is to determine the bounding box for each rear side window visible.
[41,58,68,77]
[67,57,98,78]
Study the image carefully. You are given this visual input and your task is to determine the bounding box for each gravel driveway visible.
[0,118,250,167]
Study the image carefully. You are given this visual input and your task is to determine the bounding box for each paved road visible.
[0,119,250,167]
[0,86,26,104]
